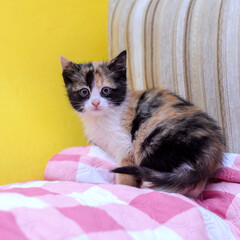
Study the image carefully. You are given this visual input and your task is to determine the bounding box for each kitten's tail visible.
[111,166,206,196]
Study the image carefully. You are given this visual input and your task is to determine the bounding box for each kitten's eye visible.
[101,87,112,96]
[79,88,89,97]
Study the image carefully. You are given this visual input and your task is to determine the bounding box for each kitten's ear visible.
[60,56,72,71]
[108,50,127,72]
[60,57,76,86]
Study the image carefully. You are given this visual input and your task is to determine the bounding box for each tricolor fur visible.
[60,51,225,198]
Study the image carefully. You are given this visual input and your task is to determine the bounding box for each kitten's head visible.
[60,50,127,116]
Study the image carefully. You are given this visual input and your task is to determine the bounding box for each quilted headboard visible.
[108,0,240,153]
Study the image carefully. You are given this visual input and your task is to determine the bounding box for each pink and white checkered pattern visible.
[44,146,116,184]
[0,146,239,240]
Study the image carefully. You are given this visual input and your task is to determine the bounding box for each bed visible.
[1,146,240,239]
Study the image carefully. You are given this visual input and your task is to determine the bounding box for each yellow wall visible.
[0,0,109,185]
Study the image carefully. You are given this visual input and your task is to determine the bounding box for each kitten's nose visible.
[91,100,100,107]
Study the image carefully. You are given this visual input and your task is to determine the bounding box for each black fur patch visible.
[140,113,223,172]
[67,91,90,112]
[111,165,202,191]
[130,91,149,141]
[107,51,127,85]
[62,63,80,86]
[131,90,163,141]
[108,50,127,73]
[100,83,127,106]
[173,102,192,110]
[85,70,94,90]
[104,51,127,106]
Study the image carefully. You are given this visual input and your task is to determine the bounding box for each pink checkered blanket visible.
[0,146,240,239]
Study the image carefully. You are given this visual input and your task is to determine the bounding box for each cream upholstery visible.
[108,0,240,153]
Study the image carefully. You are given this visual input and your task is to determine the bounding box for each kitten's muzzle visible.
[91,100,100,107]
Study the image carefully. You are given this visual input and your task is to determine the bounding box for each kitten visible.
[60,50,225,198]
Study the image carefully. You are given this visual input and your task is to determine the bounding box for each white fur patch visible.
[80,86,132,165]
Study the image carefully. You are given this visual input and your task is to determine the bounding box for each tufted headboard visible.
[108,0,240,153]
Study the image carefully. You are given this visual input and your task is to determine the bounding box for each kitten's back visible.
[114,89,225,198]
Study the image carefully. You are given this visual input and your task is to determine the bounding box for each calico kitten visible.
[60,51,225,198]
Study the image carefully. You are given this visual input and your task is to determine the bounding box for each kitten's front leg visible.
[116,155,142,188]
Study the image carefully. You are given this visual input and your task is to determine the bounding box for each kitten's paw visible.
[117,174,141,188]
